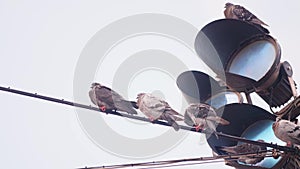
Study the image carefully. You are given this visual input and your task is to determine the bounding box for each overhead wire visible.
[134,161,225,169]
[1,85,299,154]
[0,85,299,168]
[78,150,277,169]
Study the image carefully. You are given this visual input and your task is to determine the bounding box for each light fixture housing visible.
[207,103,288,168]
[194,19,295,107]
[176,70,243,109]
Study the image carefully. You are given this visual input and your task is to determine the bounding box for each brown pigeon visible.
[89,82,137,114]
[224,2,269,27]
[184,103,229,132]
[272,117,300,146]
[136,93,183,131]
[220,140,267,165]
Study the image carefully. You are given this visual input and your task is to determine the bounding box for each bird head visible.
[225,2,234,8]
[136,93,146,105]
[137,93,146,98]
[272,117,282,130]
[186,104,198,113]
[272,122,278,131]
[91,82,101,88]
[187,103,212,118]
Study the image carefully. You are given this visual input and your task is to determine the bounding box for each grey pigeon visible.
[224,2,269,26]
[89,83,137,114]
[220,140,267,165]
[136,93,183,131]
[272,117,300,146]
[184,103,229,132]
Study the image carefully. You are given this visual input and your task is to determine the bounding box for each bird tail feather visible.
[162,113,180,131]
[169,109,184,116]
[123,108,138,115]
[206,116,230,125]
[165,110,184,121]
[218,146,237,154]
[184,111,197,126]
[252,18,269,26]
[206,120,217,132]
[171,122,180,131]
[116,101,138,115]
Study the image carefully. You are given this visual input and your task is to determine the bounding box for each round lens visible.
[205,91,242,109]
[228,40,277,81]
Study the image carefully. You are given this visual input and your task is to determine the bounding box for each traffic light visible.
[177,18,299,168]
[208,103,282,168]
[177,70,243,109]
[194,19,296,107]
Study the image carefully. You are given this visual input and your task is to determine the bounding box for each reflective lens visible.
[205,91,242,109]
[228,40,277,81]
[240,120,284,167]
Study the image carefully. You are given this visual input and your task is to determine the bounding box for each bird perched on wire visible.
[184,103,230,133]
[136,93,183,131]
[219,140,267,165]
[272,117,300,146]
[224,2,270,33]
[224,2,269,27]
[89,82,138,115]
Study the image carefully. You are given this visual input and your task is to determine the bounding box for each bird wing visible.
[232,5,254,21]
[94,86,115,108]
[287,125,300,134]
[184,110,197,126]
[219,145,239,154]
[161,100,183,117]
[110,89,137,114]
[222,143,257,154]
[139,94,165,120]
[89,89,98,106]
[164,110,183,121]
[286,123,300,144]
[236,143,266,164]
[95,86,137,114]
[160,99,183,121]
[220,142,266,164]
[233,5,268,26]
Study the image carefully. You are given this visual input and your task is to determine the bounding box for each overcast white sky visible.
[1,1,300,169]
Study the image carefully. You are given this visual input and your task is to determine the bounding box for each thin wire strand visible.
[135,160,225,169]
[79,150,276,169]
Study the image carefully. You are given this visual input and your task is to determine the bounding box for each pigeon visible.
[219,140,267,165]
[136,93,183,131]
[184,103,229,132]
[89,82,137,114]
[272,117,300,146]
[224,3,269,27]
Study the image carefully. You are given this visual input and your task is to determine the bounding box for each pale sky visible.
[1,1,300,169]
